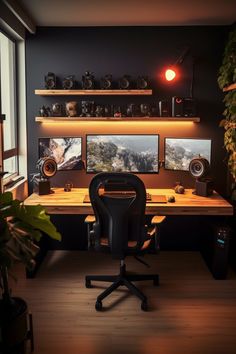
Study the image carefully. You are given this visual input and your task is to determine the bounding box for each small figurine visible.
[66,101,78,117]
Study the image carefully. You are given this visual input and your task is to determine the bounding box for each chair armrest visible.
[151,215,166,225]
[85,215,96,224]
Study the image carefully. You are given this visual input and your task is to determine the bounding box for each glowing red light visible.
[165,68,176,81]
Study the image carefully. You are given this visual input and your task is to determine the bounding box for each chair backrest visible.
[89,172,147,259]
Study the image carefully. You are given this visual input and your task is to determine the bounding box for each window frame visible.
[0,29,19,185]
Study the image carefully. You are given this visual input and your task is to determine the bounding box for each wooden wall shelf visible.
[35,89,152,96]
[35,116,200,123]
[223,83,236,92]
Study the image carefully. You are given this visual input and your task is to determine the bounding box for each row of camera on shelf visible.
[44,72,150,90]
[39,97,197,118]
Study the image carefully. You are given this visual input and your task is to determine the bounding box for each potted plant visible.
[0,190,61,353]
[218,27,236,201]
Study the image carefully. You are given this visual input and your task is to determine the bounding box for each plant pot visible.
[0,297,34,353]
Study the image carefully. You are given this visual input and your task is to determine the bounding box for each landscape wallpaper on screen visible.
[165,138,211,171]
[86,135,159,173]
[39,137,82,170]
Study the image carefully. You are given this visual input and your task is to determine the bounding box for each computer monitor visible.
[164,137,211,171]
[86,134,159,173]
[38,137,82,170]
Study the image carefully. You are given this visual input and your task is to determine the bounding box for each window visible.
[0,31,18,183]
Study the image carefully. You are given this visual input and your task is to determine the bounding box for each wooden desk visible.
[24,188,233,216]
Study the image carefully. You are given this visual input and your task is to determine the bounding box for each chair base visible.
[85,263,159,311]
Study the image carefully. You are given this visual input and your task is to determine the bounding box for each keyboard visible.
[83,193,167,204]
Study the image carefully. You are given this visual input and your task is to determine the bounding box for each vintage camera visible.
[44,72,57,89]
[82,71,95,89]
[39,105,51,117]
[119,75,131,89]
[80,101,95,117]
[100,74,112,89]
[136,76,149,89]
[62,75,75,90]
[52,103,63,117]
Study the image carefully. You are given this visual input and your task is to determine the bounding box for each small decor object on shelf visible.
[80,101,95,117]
[104,104,113,117]
[126,103,141,117]
[44,72,57,89]
[136,76,149,89]
[100,74,113,89]
[94,105,104,117]
[82,71,95,89]
[52,103,63,116]
[62,75,76,90]
[39,105,51,117]
[140,103,151,117]
[119,75,131,89]
[66,101,78,117]
[113,106,122,118]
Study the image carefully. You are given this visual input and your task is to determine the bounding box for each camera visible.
[100,74,112,89]
[82,71,95,89]
[136,76,149,89]
[119,75,131,89]
[80,101,95,117]
[39,105,51,117]
[62,75,75,90]
[45,72,57,89]
[52,103,63,117]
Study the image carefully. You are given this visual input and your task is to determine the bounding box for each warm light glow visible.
[165,68,176,81]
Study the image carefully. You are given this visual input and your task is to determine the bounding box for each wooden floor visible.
[12,251,236,354]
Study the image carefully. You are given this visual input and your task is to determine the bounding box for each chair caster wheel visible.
[141,301,148,311]
[95,300,102,311]
[86,279,92,288]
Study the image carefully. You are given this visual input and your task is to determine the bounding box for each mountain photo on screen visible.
[165,138,211,171]
[39,137,82,170]
[86,135,159,173]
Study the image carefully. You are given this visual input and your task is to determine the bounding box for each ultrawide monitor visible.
[164,137,211,171]
[86,134,159,173]
[39,137,82,170]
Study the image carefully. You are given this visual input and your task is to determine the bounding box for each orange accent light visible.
[165,68,176,81]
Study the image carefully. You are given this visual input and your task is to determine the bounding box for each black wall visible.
[25,26,229,249]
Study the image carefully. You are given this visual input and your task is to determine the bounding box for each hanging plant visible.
[218,28,236,198]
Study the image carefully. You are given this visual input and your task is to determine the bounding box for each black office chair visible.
[85,172,165,311]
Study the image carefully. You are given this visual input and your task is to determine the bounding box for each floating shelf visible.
[35,89,152,96]
[223,83,236,92]
[35,116,200,123]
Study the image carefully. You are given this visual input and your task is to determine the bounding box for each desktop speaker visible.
[172,96,196,117]
[201,224,231,279]
[33,178,51,195]
[195,178,214,197]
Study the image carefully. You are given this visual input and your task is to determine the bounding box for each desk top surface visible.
[24,188,233,216]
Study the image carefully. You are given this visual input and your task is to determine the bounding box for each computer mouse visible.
[168,195,175,203]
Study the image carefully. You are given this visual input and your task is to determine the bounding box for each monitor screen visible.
[39,137,82,170]
[164,138,211,171]
[86,134,159,173]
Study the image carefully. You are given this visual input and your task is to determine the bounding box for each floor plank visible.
[10,251,236,354]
